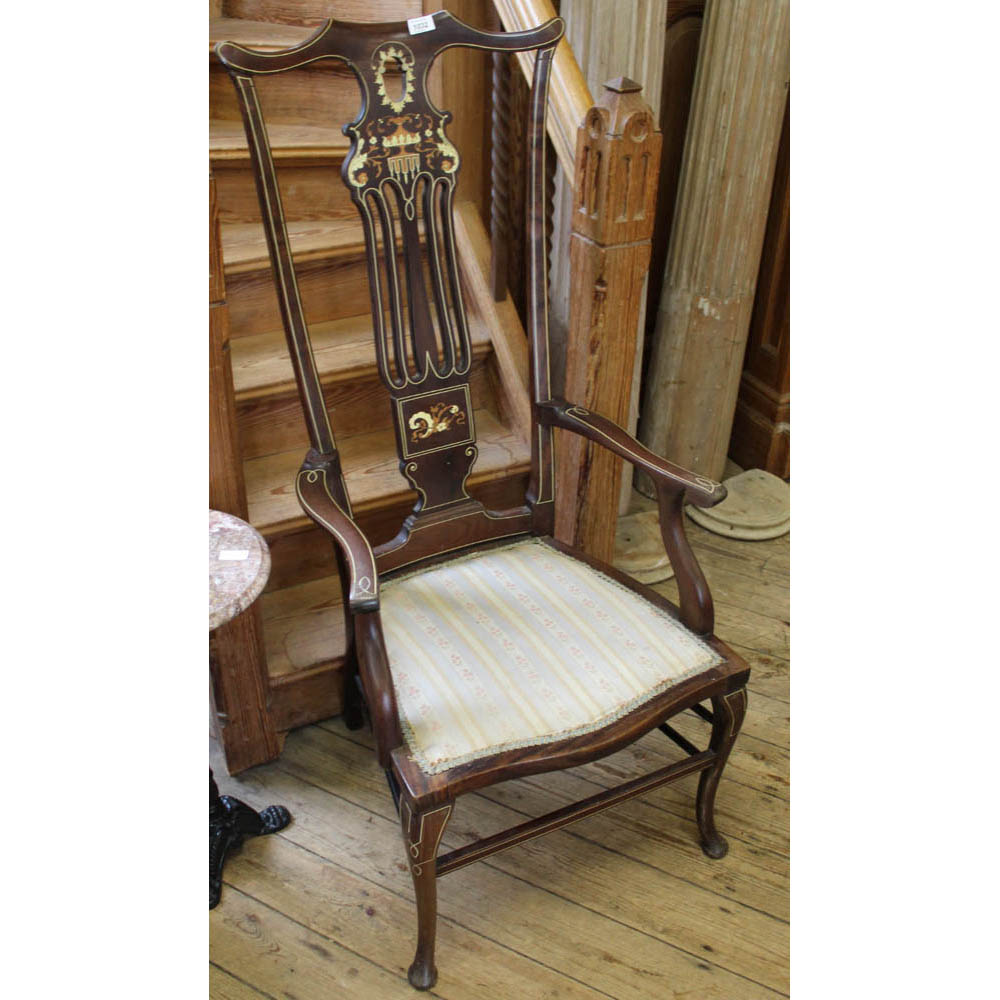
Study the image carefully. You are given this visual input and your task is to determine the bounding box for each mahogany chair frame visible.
[218,10,749,990]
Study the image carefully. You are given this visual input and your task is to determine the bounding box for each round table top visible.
[209,510,271,632]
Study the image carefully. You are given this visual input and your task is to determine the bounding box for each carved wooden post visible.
[640,0,790,482]
[209,172,282,774]
[490,49,512,301]
[554,79,662,562]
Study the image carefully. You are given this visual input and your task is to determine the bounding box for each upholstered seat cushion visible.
[380,538,723,775]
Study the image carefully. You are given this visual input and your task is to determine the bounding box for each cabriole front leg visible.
[400,798,453,990]
[696,687,748,859]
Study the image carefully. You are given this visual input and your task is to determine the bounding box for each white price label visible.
[407,14,435,34]
[219,549,250,561]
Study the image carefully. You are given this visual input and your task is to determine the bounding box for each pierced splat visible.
[216,11,562,570]
[341,37,479,525]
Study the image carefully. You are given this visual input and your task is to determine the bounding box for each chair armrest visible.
[537,399,727,507]
[295,450,379,613]
[539,399,719,636]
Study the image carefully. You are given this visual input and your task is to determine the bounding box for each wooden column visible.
[549,0,668,503]
[640,0,789,483]
[729,95,790,477]
[209,173,282,775]
[554,79,661,562]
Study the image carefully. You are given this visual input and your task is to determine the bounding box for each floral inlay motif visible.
[409,403,466,442]
[373,44,415,113]
[346,112,460,192]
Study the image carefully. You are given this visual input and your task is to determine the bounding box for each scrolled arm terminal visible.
[295,450,379,613]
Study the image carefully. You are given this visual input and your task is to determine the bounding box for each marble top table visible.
[208,509,288,909]
[210,510,271,632]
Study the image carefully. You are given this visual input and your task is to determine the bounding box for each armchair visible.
[218,10,749,990]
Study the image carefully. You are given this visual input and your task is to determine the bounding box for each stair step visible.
[210,56,362,136]
[210,119,347,163]
[233,332,496,459]
[221,213,422,276]
[258,573,346,680]
[221,218,365,276]
[215,3,423,31]
[211,137,355,222]
[245,408,530,540]
[222,215,430,333]
[231,309,494,402]
[209,17,317,53]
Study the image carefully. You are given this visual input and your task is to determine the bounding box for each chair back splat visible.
[217,12,564,575]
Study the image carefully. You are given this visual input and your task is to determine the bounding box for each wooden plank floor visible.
[210,518,789,999]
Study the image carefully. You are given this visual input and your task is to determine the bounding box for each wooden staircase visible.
[209,3,532,763]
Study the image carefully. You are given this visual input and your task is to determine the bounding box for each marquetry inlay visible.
[396,386,474,459]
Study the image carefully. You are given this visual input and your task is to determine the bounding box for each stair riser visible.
[236,353,494,459]
[214,159,355,223]
[211,61,362,132]
[269,662,343,733]
[264,604,346,682]
[221,0,423,27]
[227,254,377,335]
[263,472,532,591]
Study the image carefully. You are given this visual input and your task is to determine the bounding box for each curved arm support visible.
[537,399,727,508]
[538,398,719,635]
[355,611,404,769]
[296,451,379,613]
[655,486,715,636]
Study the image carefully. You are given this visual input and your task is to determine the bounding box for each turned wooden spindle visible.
[490,49,512,301]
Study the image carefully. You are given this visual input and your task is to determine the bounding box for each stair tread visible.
[245,409,530,538]
[258,574,346,679]
[221,218,364,273]
[231,312,494,401]
[210,119,347,160]
[209,17,319,52]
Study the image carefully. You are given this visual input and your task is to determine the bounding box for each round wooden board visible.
[686,468,789,540]
[613,509,675,584]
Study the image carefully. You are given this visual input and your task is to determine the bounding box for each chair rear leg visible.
[400,797,453,990]
[696,687,748,859]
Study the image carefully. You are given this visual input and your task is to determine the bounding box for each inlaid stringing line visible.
[439,179,472,375]
[359,194,394,389]
[371,187,409,385]
[422,176,455,376]
[402,461,468,512]
[359,191,404,389]
[402,802,452,875]
[217,19,335,66]
[237,76,336,457]
[562,407,718,494]
[526,48,556,502]
[297,468,378,598]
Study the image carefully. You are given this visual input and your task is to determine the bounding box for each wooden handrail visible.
[492,0,592,177]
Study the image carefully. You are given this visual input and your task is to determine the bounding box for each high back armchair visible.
[217,10,750,991]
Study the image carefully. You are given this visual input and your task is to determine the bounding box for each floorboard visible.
[210,518,790,998]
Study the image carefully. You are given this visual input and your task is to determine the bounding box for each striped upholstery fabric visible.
[380,538,722,775]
